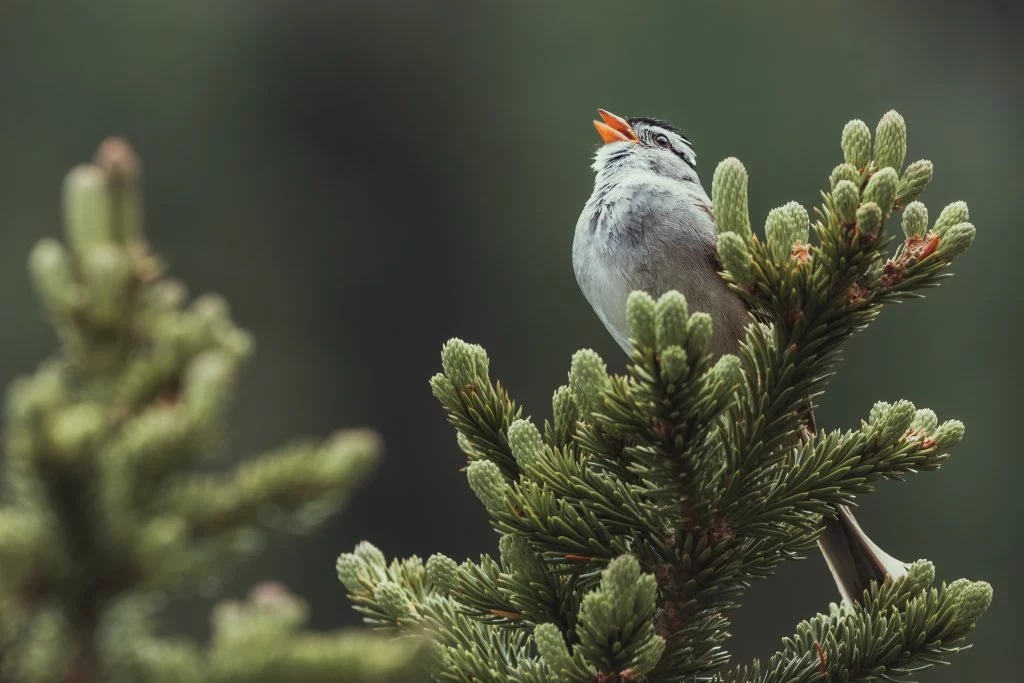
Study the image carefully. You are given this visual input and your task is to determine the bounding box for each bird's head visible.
[591,108,698,184]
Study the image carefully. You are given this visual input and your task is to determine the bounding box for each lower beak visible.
[593,108,638,144]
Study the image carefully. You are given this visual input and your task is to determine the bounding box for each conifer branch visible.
[340,110,991,682]
[715,562,991,683]
[727,402,959,535]
[0,139,419,682]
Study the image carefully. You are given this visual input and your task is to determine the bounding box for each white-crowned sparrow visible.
[573,108,907,603]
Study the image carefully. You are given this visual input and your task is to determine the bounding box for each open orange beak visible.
[593,108,638,144]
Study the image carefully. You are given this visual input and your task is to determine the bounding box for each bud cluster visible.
[625,291,716,376]
[31,141,151,333]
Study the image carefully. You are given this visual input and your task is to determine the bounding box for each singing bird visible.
[572,108,907,603]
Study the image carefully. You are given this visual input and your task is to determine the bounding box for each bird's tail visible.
[801,401,908,603]
[818,505,908,603]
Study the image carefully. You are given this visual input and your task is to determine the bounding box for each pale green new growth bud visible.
[183,351,236,419]
[658,345,687,384]
[711,157,751,238]
[946,577,971,598]
[220,328,254,361]
[605,554,642,601]
[655,291,689,349]
[373,581,411,619]
[717,232,753,284]
[147,279,187,311]
[901,201,929,239]
[956,581,993,625]
[596,555,659,620]
[353,540,387,570]
[841,119,871,168]
[63,164,113,254]
[897,160,933,204]
[250,582,308,630]
[576,555,666,677]
[932,419,965,448]
[902,560,936,595]
[466,459,509,513]
[29,239,79,312]
[711,354,743,394]
[911,408,938,434]
[322,430,380,484]
[833,180,860,225]
[766,202,809,260]
[874,110,907,171]
[441,338,489,388]
[830,163,860,189]
[499,534,536,575]
[856,202,883,234]
[425,553,459,594]
[880,399,916,441]
[507,419,545,469]
[626,291,657,349]
[551,385,579,438]
[534,623,573,671]
[7,365,66,421]
[336,553,367,591]
[862,167,898,215]
[468,342,490,381]
[781,201,810,245]
[934,201,969,235]
[569,349,610,414]
[193,293,230,327]
[686,313,714,359]
[80,245,134,326]
[634,640,668,676]
[210,600,245,640]
[868,401,891,426]
[456,432,474,457]
[94,137,144,243]
[49,403,107,459]
[429,373,453,400]
[937,222,975,258]
[764,207,785,246]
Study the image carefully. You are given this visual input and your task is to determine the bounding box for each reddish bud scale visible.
[883,233,941,289]
[563,554,594,562]
[905,233,941,260]
[904,428,926,442]
[791,243,811,265]
[845,281,872,306]
[815,642,828,674]
[881,260,906,288]
[489,609,523,620]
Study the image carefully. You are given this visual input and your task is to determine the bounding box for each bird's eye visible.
[654,133,671,148]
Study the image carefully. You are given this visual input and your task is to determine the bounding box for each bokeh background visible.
[1,1,1020,679]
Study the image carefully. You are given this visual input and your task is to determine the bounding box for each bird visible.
[572,108,908,604]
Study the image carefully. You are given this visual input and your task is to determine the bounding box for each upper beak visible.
[593,108,638,144]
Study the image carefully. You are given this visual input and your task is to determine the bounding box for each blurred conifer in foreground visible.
[339,111,991,682]
[0,139,421,682]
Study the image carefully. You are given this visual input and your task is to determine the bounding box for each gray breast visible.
[573,176,748,356]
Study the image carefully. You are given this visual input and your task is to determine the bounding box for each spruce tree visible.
[338,111,991,682]
[0,139,421,682]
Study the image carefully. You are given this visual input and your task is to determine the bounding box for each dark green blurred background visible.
[1,1,1020,679]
